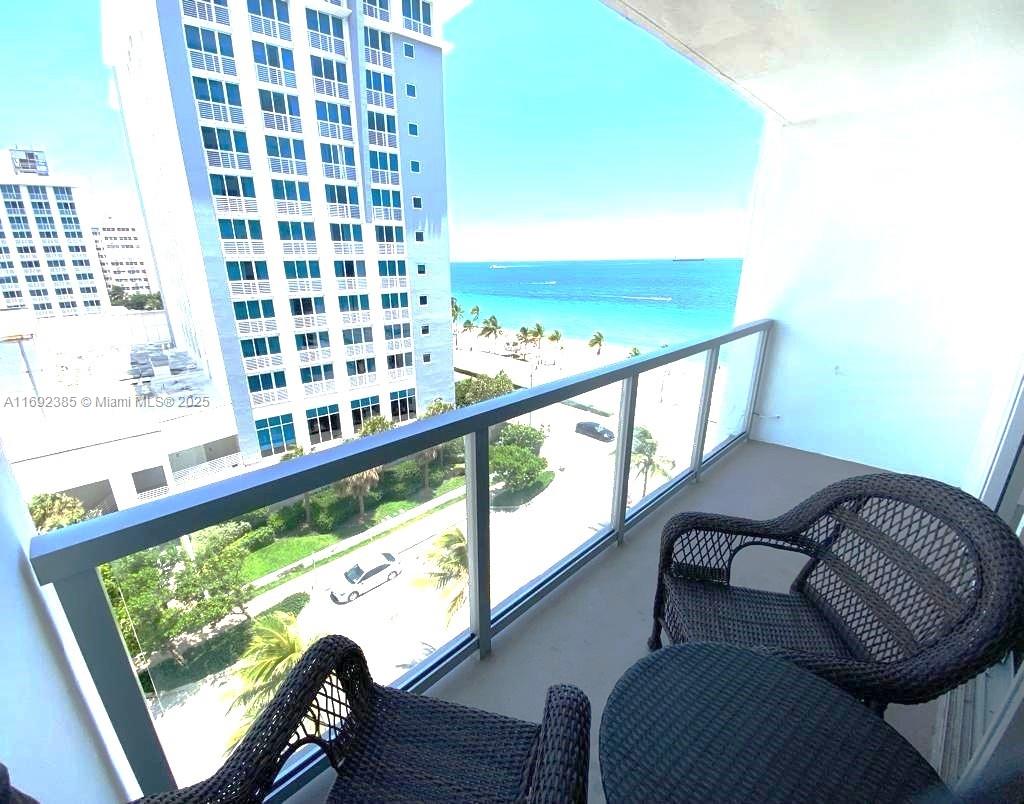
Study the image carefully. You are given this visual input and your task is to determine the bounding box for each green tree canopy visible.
[455,371,515,408]
[29,492,91,533]
[497,423,545,455]
[359,415,395,435]
[490,444,547,492]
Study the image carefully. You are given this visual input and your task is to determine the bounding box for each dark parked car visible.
[329,552,402,604]
[575,421,615,442]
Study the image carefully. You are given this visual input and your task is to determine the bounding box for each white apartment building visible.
[103,0,453,464]
[0,149,110,318]
[91,218,159,295]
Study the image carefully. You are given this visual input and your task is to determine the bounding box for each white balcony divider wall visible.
[29,320,771,798]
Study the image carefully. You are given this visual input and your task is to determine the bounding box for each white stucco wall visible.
[735,90,1024,495]
[0,441,132,802]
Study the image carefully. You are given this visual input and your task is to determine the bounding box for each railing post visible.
[53,569,176,796]
[465,429,491,658]
[690,345,720,481]
[611,375,639,545]
[741,326,771,437]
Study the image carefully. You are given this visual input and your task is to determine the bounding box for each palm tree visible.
[530,323,544,357]
[479,315,501,341]
[462,319,477,338]
[628,347,641,358]
[228,612,309,749]
[589,331,605,356]
[470,305,480,322]
[336,466,381,518]
[424,527,469,623]
[548,330,563,349]
[631,426,675,497]
[450,297,462,324]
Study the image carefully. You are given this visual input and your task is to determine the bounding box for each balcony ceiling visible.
[602,0,1024,122]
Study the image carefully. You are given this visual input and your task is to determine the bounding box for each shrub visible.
[379,460,420,500]
[490,444,548,492]
[267,502,305,535]
[246,507,271,529]
[309,489,359,531]
[428,466,446,488]
[241,525,275,552]
[497,423,545,455]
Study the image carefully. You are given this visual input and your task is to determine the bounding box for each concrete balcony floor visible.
[425,440,939,802]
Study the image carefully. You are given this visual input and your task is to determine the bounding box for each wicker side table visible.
[600,643,947,803]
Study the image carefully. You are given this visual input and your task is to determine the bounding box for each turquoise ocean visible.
[450,259,743,351]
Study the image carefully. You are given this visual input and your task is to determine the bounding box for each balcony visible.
[228,279,272,297]
[369,168,400,185]
[241,352,284,372]
[364,46,393,69]
[347,371,378,388]
[387,366,414,382]
[188,50,236,76]
[281,241,317,256]
[363,0,389,21]
[286,277,323,293]
[221,239,265,256]
[214,195,259,216]
[365,88,396,109]
[292,313,328,330]
[372,206,402,222]
[382,306,409,320]
[250,387,289,406]
[313,76,349,100]
[298,347,332,364]
[379,276,407,289]
[303,379,337,397]
[249,14,290,41]
[339,309,372,325]
[255,63,296,89]
[308,31,346,57]
[234,317,277,335]
[327,202,360,218]
[170,452,243,486]
[336,276,368,291]
[268,156,307,176]
[368,129,398,148]
[263,111,302,134]
[323,163,356,181]
[343,342,373,358]
[318,120,353,141]
[377,242,405,256]
[333,242,365,256]
[205,149,250,171]
[183,0,229,26]
[275,199,313,216]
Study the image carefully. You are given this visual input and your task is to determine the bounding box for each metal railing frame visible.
[29,319,772,796]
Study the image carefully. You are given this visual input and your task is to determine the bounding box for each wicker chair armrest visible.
[135,635,373,804]
[521,684,592,804]
[658,511,817,584]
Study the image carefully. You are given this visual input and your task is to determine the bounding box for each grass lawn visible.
[491,470,556,508]
[434,475,466,496]
[143,593,309,692]
[240,533,339,582]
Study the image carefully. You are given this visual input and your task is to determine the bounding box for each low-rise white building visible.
[91,218,159,296]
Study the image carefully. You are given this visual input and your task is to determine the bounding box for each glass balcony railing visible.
[29,319,772,798]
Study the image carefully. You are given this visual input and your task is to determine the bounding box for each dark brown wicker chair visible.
[648,473,1024,709]
[137,636,590,803]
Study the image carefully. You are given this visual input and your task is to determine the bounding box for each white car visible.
[329,552,402,604]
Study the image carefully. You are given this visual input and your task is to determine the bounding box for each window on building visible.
[374,225,404,243]
[284,259,321,278]
[300,363,334,384]
[417,263,426,275]
[380,292,409,310]
[316,100,352,126]
[338,293,371,312]
[247,370,287,392]
[408,123,419,136]
[421,324,429,335]
[350,395,381,430]
[342,326,373,345]
[412,196,422,209]
[193,77,242,107]
[410,160,421,173]
[330,223,363,242]
[259,89,300,116]
[386,352,413,370]
[418,294,427,305]
[219,218,263,240]
[405,83,416,98]
[203,126,249,153]
[378,259,406,277]
[255,414,296,457]
[233,299,275,320]
[277,220,316,241]
[295,330,330,351]
[364,27,392,55]
[184,25,234,57]
[307,404,343,445]
[306,8,345,38]
[370,188,401,209]
[289,296,325,315]
[240,335,281,357]
[335,259,366,277]
[253,41,294,70]
[272,179,311,201]
[423,353,431,363]
[265,134,304,160]
[346,358,376,376]
[367,110,397,136]
[414,231,424,242]
[384,322,412,341]
[211,174,256,198]
[325,184,359,206]
[247,0,289,22]
[390,388,416,421]
[227,260,269,280]
[403,42,415,58]
[311,55,347,84]
[369,150,399,174]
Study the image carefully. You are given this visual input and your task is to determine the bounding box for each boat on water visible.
[672,257,706,263]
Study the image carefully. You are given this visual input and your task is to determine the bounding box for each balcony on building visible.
[5,2,1024,803]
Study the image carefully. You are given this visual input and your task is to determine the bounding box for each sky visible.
[0,0,763,259]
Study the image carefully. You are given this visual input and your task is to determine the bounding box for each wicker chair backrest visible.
[790,474,1024,670]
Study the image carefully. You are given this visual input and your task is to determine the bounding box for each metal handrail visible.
[28,318,772,795]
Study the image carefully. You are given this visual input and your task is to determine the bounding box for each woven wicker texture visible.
[649,473,1024,705]
[135,636,590,803]
[600,643,946,803]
